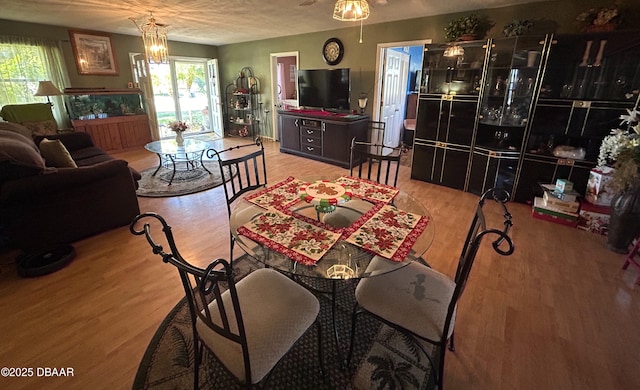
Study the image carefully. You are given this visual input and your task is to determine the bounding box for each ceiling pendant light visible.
[333,0,371,43]
[130,11,169,64]
[332,0,370,21]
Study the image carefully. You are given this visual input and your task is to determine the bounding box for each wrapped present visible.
[555,178,574,193]
[585,167,615,206]
[577,202,610,235]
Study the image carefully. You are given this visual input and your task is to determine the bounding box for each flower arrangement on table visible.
[597,106,640,194]
[169,121,188,133]
[576,1,622,32]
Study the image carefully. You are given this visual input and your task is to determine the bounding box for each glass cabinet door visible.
[480,35,546,128]
[476,35,547,153]
[540,31,640,102]
[420,41,487,96]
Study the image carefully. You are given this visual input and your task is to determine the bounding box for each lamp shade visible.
[34,81,62,97]
[333,0,370,21]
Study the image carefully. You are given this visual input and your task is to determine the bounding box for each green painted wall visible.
[0,19,217,89]
[217,0,639,116]
[1,0,637,121]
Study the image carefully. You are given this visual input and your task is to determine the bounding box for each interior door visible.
[270,52,299,140]
[131,53,160,140]
[379,49,410,147]
[207,59,224,138]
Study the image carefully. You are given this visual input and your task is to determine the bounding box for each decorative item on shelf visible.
[595,106,640,253]
[502,19,534,37]
[169,120,188,146]
[575,1,622,33]
[444,14,494,42]
[552,145,586,160]
[443,44,465,57]
[130,11,169,64]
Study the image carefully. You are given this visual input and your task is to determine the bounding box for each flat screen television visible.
[298,68,350,111]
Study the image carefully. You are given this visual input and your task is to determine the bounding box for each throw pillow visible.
[0,134,46,182]
[0,122,33,139]
[39,138,77,168]
[21,119,58,136]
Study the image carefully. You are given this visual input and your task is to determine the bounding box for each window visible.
[0,36,70,126]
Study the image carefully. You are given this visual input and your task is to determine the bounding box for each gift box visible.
[576,202,610,235]
[555,179,573,193]
[585,167,615,206]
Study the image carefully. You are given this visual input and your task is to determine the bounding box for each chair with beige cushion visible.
[0,103,62,137]
[130,212,324,389]
[346,188,515,390]
[207,137,267,264]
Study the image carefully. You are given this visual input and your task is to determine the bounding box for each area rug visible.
[136,161,234,198]
[133,256,436,389]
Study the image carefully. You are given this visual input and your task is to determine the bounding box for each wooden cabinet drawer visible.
[300,144,322,156]
[300,135,321,147]
[300,127,321,138]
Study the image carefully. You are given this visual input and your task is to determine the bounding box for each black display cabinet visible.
[513,30,640,203]
[411,40,487,190]
[469,35,547,195]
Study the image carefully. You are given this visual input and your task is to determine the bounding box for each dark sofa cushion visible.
[0,130,46,182]
[70,147,113,165]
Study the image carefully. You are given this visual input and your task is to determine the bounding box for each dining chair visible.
[322,137,402,228]
[369,120,386,145]
[130,212,323,389]
[346,188,515,390]
[206,137,267,264]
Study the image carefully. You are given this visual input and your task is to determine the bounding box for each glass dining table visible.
[229,175,435,366]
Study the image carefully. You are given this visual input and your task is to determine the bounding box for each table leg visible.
[330,280,347,369]
[151,153,163,176]
[167,155,176,186]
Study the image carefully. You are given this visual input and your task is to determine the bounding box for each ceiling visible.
[3,0,545,46]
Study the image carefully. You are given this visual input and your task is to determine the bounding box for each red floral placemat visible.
[244,176,307,209]
[334,176,399,204]
[237,208,341,266]
[343,205,430,262]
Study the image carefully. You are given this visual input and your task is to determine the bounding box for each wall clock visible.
[322,38,344,66]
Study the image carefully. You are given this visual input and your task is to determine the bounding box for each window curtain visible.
[0,35,71,128]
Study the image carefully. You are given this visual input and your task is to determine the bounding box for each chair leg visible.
[437,344,447,390]
[448,332,455,352]
[346,304,361,368]
[194,340,202,390]
[316,321,326,378]
[230,234,235,267]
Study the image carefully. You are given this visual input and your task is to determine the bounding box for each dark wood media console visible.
[277,110,369,168]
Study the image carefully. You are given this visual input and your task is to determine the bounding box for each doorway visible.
[373,40,431,147]
[130,55,223,140]
[269,51,299,140]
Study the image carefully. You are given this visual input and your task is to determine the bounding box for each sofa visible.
[0,122,141,251]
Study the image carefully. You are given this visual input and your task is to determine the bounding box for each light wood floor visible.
[1,137,638,389]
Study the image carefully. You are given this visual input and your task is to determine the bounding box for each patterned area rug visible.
[133,256,436,389]
[136,161,234,198]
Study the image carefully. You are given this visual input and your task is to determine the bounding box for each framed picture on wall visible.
[69,30,119,76]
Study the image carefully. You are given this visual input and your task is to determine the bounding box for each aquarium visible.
[63,88,146,120]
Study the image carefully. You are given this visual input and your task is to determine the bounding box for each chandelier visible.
[130,12,169,64]
[332,0,370,21]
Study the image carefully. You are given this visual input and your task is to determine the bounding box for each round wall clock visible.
[322,38,344,66]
